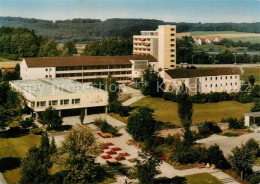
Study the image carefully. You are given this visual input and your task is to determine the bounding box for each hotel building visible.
[133,25,176,70]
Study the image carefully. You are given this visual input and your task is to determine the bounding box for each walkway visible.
[0,172,7,184]
[120,86,144,106]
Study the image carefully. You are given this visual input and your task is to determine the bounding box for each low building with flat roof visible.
[10,78,108,118]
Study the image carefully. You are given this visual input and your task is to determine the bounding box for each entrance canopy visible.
[245,112,260,127]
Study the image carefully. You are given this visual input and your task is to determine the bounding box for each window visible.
[235,82,237,86]
[220,84,222,86]
[210,84,212,87]
[49,68,52,71]
[37,101,46,107]
[171,55,175,57]
[226,76,227,79]
[46,68,48,71]
[230,76,232,79]
[205,85,207,87]
[215,84,217,87]
[50,75,52,78]
[235,76,237,79]
[215,77,217,80]
[49,100,58,106]
[221,77,222,80]
[170,49,175,52]
[230,83,232,86]
[226,83,228,86]
[72,98,80,104]
[171,60,175,62]
[205,77,207,81]
[210,77,212,80]
[171,28,175,31]
[170,65,175,67]
[171,33,175,36]
[170,44,174,46]
[170,39,175,41]
[45,75,48,78]
[60,99,69,105]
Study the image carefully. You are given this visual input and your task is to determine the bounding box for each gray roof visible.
[244,112,260,117]
[10,78,104,97]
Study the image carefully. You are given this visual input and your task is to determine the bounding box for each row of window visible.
[205,76,238,81]
[77,77,130,83]
[56,65,131,71]
[56,71,131,78]
[36,98,80,107]
[205,82,238,88]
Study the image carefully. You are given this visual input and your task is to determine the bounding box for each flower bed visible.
[119,152,130,157]
[106,150,117,155]
[101,155,112,159]
[111,147,122,151]
[115,156,126,161]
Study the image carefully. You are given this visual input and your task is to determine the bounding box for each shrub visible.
[0,157,21,172]
[154,176,187,184]
[162,92,177,102]
[250,174,260,184]
[93,118,118,135]
[245,138,260,157]
[30,128,42,135]
[164,134,182,148]
[198,121,221,135]
[234,93,254,103]
[221,117,244,129]
[207,144,230,169]
[119,106,131,116]
[172,145,207,164]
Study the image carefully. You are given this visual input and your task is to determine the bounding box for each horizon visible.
[0,0,259,23]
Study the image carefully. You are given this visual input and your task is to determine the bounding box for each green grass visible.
[131,97,252,126]
[193,44,249,53]
[229,36,260,44]
[186,173,222,184]
[0,134,41,184]
[241,67,260,84]
[256,157,260,166]
[191,31,239,36]
[0,57,10,62]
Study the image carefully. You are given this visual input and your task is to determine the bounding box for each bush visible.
[198,121,221,135]
[154,176,187,184]
[93,118,118,135]
[221,117,244,129]
[250,173,260,184]
[162,92,177,102]
[207,144,230,169]
[245,138,260,157]
[172,145,207,164]
[234,93,254,103]
[119,106,131,116]
[164,134,182,148]
[0,157,21,172]
[30,128,42,135]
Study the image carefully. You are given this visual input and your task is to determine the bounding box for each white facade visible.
[10,78,108,116]
[163,70,241,95]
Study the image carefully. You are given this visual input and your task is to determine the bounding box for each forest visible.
[1,16,260,43]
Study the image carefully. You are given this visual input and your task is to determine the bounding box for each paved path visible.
[0,173,7,184]
[197,133,260,156]
[120,85,144,106]
[50,114,242,183]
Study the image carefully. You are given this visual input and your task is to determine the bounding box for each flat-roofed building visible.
[133,25,176,70]
[20,55,158,83]
[10,78,108,118]
[163,67,241,95]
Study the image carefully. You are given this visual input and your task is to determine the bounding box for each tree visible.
[248,75,256,86]
[127,106,156,142]
[207,144,230,169]
[19,117,35,129]
[40,107,63,130]
[62,41,77,56]
[20,146,50,184]
[50,137,57,155]
[251,98,260,112]
[92,78,105,90]
[244,138,260,157]
[136,151,162,184]
[177,84,195,147]
[142,68,164,97]
[60,124,101,183]
[14,63,20,72]
[228,144,255,180]
[0,69,2,80]
[106,75,122,113]
[38,40,60,57]
[79,109,85,125]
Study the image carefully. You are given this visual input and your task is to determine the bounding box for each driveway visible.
[197,133,260,155]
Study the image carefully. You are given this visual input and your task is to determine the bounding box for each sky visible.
[0,0,259,23]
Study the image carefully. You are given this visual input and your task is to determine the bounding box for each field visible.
[0,134,41,184]
[131,97,252,126]
[240,67,260,84]
[0,57,10,62]
[177,31,260,43]
[193,44,250,53]
[0,61,21,69]
[186,173,222,184]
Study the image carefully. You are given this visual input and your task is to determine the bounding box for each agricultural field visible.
[0,57,10,62]
[229,36,260,44]
[0,61,21,69]
[0,134,41,184]
[193,44,250,53]
[131,97,252,126]
[240,67,260,84]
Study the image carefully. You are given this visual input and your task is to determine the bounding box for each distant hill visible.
[1,16,259,43]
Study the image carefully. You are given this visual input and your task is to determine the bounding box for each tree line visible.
[1,16,260,42]
[0,27,77,60]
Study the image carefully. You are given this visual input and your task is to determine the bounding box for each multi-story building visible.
[20,55,158,83]
[163,68,241,95]
[133,25,176,70]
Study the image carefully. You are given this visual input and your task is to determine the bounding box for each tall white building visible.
[133,25,176,70]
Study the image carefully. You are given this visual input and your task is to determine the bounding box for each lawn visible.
[241,67,260,84]
[186,173,222,184]
[0,57,10,62]
[191,31,239,36]
[131,97,252,126]
[229,36,260,44]
[193,44,249,53]
[0,61,21,69]
[0,134,41,184]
